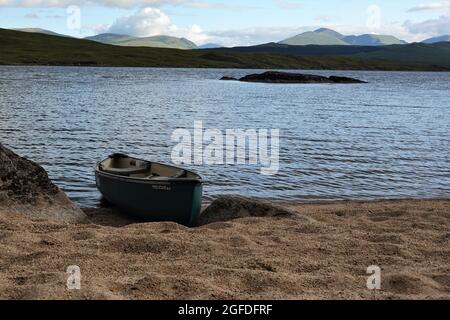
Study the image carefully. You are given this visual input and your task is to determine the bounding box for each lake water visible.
[0,66,449,207]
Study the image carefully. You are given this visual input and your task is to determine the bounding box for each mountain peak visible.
[198,43,222,49]
[279,30,348,46]
[314,28,336,33]
[314,28,345,39]
[279,28,406,46]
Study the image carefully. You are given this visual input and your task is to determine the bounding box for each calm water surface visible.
[0,66,449,207]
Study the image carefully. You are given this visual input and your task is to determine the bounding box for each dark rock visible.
[235,71,366,84]
[220,76,238,81]
[328,76,367,83]
[197,195,312,226]
[0,143,87,223]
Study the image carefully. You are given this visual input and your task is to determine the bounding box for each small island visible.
[220,71,367,84]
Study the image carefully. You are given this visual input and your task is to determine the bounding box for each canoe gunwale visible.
[95,157,203,186]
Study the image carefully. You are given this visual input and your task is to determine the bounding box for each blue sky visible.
[1,0,449,45]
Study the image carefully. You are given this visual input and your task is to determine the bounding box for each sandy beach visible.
[1,198,449,300]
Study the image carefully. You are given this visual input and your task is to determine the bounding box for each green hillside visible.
[314,28,346,39]
[355,42,450,65]
[344,34,405,46]
[211,41,450,68]
[84,33,136,44]
[85,33,197,49]
[280,29,405,46]
[1,28,449,71]
[422,35,450,44]
[279,31,349,46]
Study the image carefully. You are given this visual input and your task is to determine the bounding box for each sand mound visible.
[197,195,310,226]
[0,144,86,223]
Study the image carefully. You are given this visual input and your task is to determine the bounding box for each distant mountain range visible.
[13,28,69,37]
[198,43,222,49]
[422,35,450,44]
[280,30,348,46]
[84,33,197,50]
[280,28,407,46]
[7,27,450,49]
[1,28,450,71]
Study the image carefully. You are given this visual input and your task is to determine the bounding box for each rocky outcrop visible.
[197,195,312,226]
[220,71,367,83]
[0,144,87,223]
[220,76,238,81]
[328,75,366,83]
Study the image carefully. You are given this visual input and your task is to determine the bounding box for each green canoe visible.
[95,154,203,226]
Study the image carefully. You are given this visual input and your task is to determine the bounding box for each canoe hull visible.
[95,170,203,226]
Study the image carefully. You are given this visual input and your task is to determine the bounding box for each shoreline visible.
[83,197,450,225]
[2,64,450,72]
[85,196,450,208]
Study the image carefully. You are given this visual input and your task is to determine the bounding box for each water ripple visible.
[0,66,449,207]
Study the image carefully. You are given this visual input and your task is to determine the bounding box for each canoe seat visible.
[101,163,151,177]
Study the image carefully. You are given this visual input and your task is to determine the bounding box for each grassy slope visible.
[279,32,349,46]
[84,33,137,45]
[1,29,449,70]
[355,42,450,66]
[371,34,406,45]
[213,42,450,69]
[343,34,405,46]
[117,36,197,49]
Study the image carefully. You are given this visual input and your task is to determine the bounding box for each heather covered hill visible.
[1,28,449,71]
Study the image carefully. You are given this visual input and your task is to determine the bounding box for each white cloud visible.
[404,15,450,36]
[405,2,450,38]
[108,7,172,36]
[100,3,450,46]
[24,12,39,18]
[315,15,330,23]
[179,24,209,44]
[2,0,74,6]
[83,22,109,34]
[206,26,309,47]
[0,0,250,9]
[0,0,181,8]
[185,1,259,11]
[407,1,450,13]
[273,0,301,10]
[106,7,209,44]
[3,1,450,45]
[103,7,298,46]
